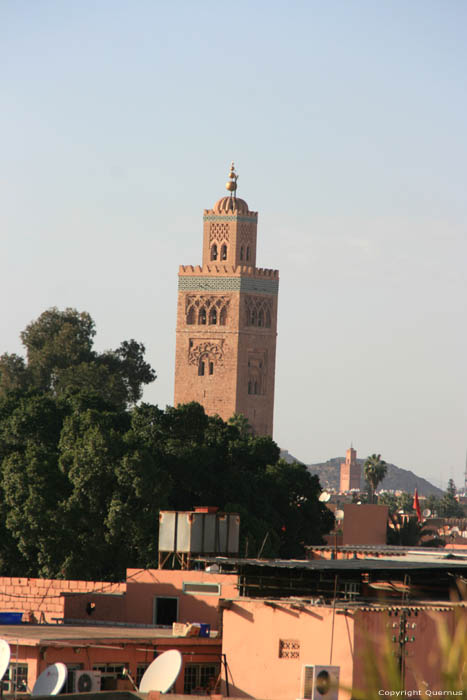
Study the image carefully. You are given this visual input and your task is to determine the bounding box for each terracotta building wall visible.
[174,275,241,420]
[353,607,465,694]
[342,504,388,545]
[9,637,221,694]
[125,568,238,628]
[221,599,353,700]
[0,577,125,623]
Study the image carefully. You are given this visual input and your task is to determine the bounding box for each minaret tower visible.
[339,446,361,492]
[173,164,279,436]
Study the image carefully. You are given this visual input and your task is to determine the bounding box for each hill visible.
[307,457,444,497]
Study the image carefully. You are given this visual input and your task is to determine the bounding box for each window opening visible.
[186,307,195,325]
[182,582,221,595]
[220,244,227,260]
[199,308,207,325]
[240,246,244,260]
[266,310,271,328]
[251,309,257,325]
[136,665,150,687]
[153,596,179,626]
[254,381,258,394]
[248,381,252,395]
[219,306,227,325]
[246,246,250,261]
[198,361,205,377]
[209,362,214,375]
[279,640,300,659]
[211,244,218,261]
[209,308,217,325]
[258,309,264,327]
[184,664,220,695]
[3,664,28,693]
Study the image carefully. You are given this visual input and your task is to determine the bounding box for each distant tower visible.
[173,163,279,436]
[340,446,361,492]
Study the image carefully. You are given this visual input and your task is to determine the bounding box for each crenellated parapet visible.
[179,264,278,278]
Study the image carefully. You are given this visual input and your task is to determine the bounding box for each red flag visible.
[413,488,422,522]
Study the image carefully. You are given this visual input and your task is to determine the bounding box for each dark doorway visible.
[153,596,179,626]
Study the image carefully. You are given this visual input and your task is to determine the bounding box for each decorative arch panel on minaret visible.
[174,163,279,437]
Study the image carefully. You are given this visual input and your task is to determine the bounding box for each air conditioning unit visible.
[73,671,102,693]
[300,665,340,700]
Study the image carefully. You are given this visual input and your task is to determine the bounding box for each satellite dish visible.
[32,663,68,696]
[335,509,344,521]
[0,640,11,682]
[319,492,331,503]
[422,509,431,518]
[139,650,182,694]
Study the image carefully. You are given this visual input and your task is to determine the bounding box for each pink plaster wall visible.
[221,599,354,699]
[125,569,238,628]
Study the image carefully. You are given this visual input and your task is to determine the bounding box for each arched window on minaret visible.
[240,246,244,261]
[265,309,271,328]
[246,246,250,261]
[199,308,207,325]
[251,308,257,326]
[258,309,264,327]
[211,244,218,261]
[209,307,217,325]
[198,359,205,376]
[248,381,252,394]
[209,361,214,375]
[186,307,195,325]
[220,244,227,260]
[219,306,227,325]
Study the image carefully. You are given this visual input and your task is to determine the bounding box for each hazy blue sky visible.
[2,1,466,488]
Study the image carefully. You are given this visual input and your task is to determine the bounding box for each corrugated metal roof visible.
[198,556,467,570]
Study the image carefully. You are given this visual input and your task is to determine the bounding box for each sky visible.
[1,1,466,489]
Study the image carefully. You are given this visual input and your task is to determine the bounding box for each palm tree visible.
[364,453,387,503]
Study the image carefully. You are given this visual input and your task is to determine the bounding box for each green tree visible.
[0,308,156,410]
[364,453,387,503]
[438,479,464,518]
[378,491,398,514]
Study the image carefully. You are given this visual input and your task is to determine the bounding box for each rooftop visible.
[0,624,220,647]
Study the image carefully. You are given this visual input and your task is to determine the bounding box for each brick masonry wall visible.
[0,577,125,623]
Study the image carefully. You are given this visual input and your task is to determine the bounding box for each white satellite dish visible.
[335,509,344,521]
[0,640,11,682]
[32,663,68,696]
[139,650,182,694]
[422,509,431,518]
[319,492,331,503]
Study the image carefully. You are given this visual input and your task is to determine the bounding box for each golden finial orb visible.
[225,161,238,193]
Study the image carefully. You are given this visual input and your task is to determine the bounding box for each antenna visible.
[139,650,182,694]
[32,663,68,696]
[319,491,331,503]
[0,640,11,683]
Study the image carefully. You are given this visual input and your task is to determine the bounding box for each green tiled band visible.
[178,276,278,295]
[203,215,257,223]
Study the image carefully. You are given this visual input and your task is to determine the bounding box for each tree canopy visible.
[0,309,334,580]
[0,307,156,409]
[364,453,387,503]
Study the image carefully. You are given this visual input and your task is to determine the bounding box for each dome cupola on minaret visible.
[212,162,249,214]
